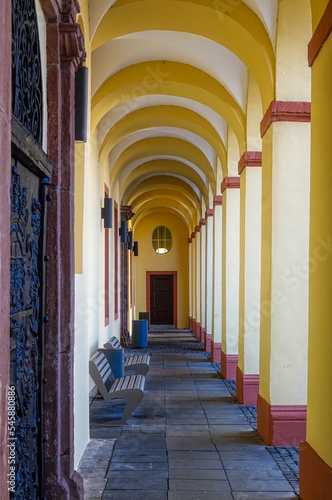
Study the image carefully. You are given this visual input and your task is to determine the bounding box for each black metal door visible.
[150,274,174,325]
[10,156,49,499]
[10,0,50,495]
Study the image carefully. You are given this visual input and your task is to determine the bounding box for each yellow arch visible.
[133,206,190,231]
[111,136,216,191]
[132,200,192,229]
[92,61,246,152]
[92,0,274,109]
[131,190,197,223]
[120,159,209,206]
[99,106,227,174]
[124,176,201,211]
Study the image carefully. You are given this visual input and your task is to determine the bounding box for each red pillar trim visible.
[205,209,214,218]
[213,195,223,207]
[220,351,238,380]
[238,151,262,175]
[189,316,192,330]
[200,326,206,343]
[260,101,311,138]
[257,394,307,446]
[188,237,192,243]
[146,271,178,328]
[236,367,259,405]
[199,218,206,226]
[205,332,212,352]
[211,341,222,363]
[308,0,332,66]
[191,232,195,239]
[221,177,240,193]
[194,225,200,233]
[196,322,201,339]
[299,441,332,499]
[192,318,196,333]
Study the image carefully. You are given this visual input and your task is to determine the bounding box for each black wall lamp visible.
[101,197,112,229]
[133,241,138,256]
[128,230,133,250]
[75,66,89,142]
[119,220,127,243]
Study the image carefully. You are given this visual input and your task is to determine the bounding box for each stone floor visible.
[78,330,300,500]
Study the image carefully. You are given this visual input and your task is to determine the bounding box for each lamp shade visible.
[75,66,88,142]
[119,220,127,243]
[101,197,112,228]
[128,230,133,250]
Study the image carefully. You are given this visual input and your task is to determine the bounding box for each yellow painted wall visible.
[306,33,332,468]
[133,212,189,329]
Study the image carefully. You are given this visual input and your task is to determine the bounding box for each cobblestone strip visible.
[239,405,258,430]
[266,446,300,495]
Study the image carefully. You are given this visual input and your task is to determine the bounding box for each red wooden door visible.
[150,274,174,324]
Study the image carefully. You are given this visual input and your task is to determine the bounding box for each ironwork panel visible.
[10,159,48,499]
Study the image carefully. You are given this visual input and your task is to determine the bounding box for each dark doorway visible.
[150,274,174,325]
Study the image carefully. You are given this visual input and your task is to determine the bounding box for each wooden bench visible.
[103,336,150,376]
[89,351,145,425]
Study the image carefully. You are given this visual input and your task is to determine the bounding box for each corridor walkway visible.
[79,330,300,500]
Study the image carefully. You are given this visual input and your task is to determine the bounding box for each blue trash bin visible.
[98,348,124,378]
[132,320,148,348]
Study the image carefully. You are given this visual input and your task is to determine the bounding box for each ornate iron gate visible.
[10,0,51,497]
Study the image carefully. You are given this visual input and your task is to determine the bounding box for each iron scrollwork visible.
[12,0,43,146]
[10,163,44,499]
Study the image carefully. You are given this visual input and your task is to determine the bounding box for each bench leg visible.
[120,389,144,424]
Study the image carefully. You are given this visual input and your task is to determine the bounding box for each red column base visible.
[189,316,192,330]
[220,351,238,380]
[211,341,222,363]
[192,319,196,334]
[236,366,259,405]
[205,332,212,352]
[196,322,201,339]
[257,394,307,446]
[300,441,332,500]
[200,326,205,343]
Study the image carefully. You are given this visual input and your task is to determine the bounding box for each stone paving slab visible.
[169,468,227,480]
[169,479,231,492]
[102,490,167,500]
[168,492,233,500]
[232,493,299,500]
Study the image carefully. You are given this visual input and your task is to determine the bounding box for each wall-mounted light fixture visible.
[133,241,138,256]
[119,220,127,243]
[101,197,112,228]
[128,230,133,250]
[75,66,89,142]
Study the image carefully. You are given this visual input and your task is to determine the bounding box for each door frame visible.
[146,271,177,328]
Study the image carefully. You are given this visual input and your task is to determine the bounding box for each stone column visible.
[191,231,196,333]
[211,196,223,362]
[236,152,262,404]
[194,225,201,338]
[221,177,240,380]
[0,0,11,496]
[199,218,206,343]
[204,209,214,351]
[44,5,85,498]
[257,102,311,446]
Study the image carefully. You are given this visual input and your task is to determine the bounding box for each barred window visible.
[152,226,172,254]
